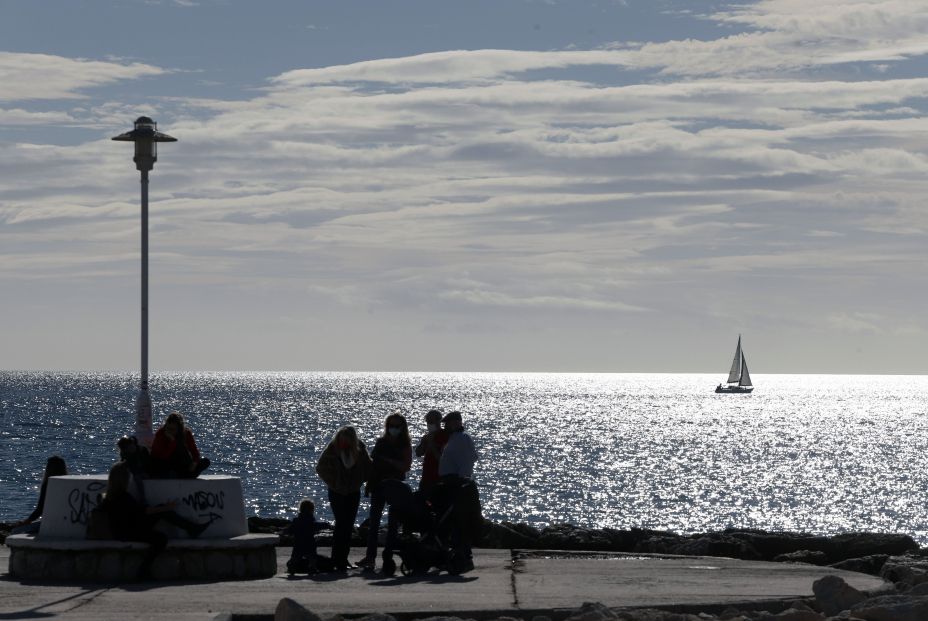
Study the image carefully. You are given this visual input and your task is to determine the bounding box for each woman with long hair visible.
[315,425,372,570]
[150,411,210,478]
[11,455,67,535]
[358,412,411,574]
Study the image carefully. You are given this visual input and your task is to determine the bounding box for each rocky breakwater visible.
[245,518,920,570]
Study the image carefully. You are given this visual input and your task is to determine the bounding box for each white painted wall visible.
[39,474,248,539]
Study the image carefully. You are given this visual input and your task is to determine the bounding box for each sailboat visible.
[715,335,754,393]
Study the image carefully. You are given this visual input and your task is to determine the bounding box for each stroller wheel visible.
[400,561,412,576]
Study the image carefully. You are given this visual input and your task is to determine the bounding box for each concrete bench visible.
[6,533,279,581]
[7,474,279,581]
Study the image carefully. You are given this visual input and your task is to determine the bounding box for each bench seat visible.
[6,533,279,582]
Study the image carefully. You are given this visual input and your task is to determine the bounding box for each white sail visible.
[727,336,742,384]
[739,355,752,387]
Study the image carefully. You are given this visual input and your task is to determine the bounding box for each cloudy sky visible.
[2,0,927,374]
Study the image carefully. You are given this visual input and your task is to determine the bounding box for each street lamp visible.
[112,116,177,447]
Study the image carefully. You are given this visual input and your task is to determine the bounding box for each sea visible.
[2,371,928,544]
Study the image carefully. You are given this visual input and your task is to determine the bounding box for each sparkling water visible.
[2,371,927,544]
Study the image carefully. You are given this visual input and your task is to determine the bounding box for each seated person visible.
[117,435,151,502]
[150,412,210,478]
[11,456,67,535]
[97,461,209,579]
[283,499,333,574]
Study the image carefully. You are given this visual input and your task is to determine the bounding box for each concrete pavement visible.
[0,546,891,620]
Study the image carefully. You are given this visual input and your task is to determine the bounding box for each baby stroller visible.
[379,477,481,576]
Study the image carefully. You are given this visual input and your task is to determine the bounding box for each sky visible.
[2,0,928,374]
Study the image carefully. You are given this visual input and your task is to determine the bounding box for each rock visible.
[848,594,928,621]
[275,597,323,621]
[249,516,290,534]
[633,534,686,555]
[830,555,889,576]
[670,534,760,560]
[827,533,917,563]
[564,602,618,621]
[480,521,538,549]
[813,575,866,616]
[769,609,824,620]
[539,525,621,551]
[355,614,397,621]
[502,520,542,540]
[880,554,928,587]
[774,550,830,566]
[725,530,832,562]
[905,582,928,596]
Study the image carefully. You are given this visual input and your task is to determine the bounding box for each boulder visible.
[275,597,323,621]
[827,533,917,563]
[725,530,832,561]
[480,521,538,549]
[670,534,760,560]
[773,550,830,566]
[564,602,618,621]
[848,594,928,621]
[830,555,889,576]
[249,516,290,534]
[880,554,928,587]
[538,524,617,551]
[812,575,866,616]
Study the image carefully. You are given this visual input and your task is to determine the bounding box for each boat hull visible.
[715,385,754,393]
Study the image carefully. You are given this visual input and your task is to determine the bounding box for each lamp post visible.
[112,116,177,447]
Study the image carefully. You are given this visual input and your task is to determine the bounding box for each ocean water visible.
[2,371,927,544]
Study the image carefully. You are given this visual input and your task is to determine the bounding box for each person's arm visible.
[415,434,428,458]
[315,445,337,489]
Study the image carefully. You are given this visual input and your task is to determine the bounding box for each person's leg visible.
[362,492,385,566]
[328,489,345,566]
[329,489,358,568]
[155,510,209,537]
[137,530,168,580]
[381,503,400,575]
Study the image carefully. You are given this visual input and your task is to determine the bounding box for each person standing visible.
[358,413,412,573]
[315,425,372,571]
[437,411,480,574]
[415,409,448,492]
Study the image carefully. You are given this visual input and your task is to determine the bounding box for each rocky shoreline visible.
[252,518,928,621]
[7,519,928,619]
[247,517,920,570]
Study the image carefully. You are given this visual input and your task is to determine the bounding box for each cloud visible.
[0,52,165,102]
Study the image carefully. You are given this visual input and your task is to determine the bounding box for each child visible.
[283,499,333,574]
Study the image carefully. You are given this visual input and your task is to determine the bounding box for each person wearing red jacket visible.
[150,411,210,478]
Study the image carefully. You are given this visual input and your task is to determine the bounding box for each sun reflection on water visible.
[2,371,928,543]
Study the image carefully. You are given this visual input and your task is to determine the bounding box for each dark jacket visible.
[366,437,412,495]
[315,440,372,496]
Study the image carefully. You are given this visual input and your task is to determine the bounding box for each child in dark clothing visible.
[284,499,334,574]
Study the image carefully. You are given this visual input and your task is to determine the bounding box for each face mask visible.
[427,423,440,433]
[388,426,401,437]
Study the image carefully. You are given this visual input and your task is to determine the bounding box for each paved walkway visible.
[0,546,891,620]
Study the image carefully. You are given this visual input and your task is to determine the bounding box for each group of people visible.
[13,407,477,578]
[297,408,478,575]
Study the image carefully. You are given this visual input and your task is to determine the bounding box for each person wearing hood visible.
[315,425,372,571]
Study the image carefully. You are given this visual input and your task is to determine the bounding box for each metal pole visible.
[140,169,149,392]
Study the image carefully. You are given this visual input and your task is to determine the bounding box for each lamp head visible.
[112,116,177,172]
